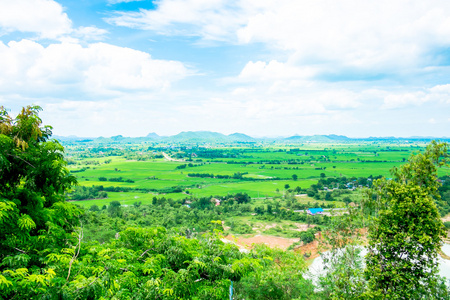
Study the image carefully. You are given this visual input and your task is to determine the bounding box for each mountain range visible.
[53,131,450,144]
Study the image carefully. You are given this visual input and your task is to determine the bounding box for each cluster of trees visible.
[187,172,248,180]
[1,106,449,299]
[69,184,189,195]
[175,163,200,169]
[67,186,108,200]
[187,149,243,159]
[98,176,135,183]
[437,175,450,216]
[0,106,269,299]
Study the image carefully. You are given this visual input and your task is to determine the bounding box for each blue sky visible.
[0,0,449,138]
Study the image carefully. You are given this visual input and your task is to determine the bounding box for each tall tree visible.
[0,105,80,269]
[365,141,449,299]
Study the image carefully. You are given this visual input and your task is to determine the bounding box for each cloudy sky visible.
[1,0,449,138]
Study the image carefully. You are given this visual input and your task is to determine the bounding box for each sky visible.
[0,0,449,138]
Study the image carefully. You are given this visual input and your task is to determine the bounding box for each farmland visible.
[61,138,450,261]
[64,140,450,208]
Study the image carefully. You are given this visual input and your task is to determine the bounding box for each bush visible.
[300,231,315,244]
[444,221,450,229]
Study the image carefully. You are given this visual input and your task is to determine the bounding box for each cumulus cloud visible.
[0,1,109,42]
[107,0,450,74]
[73,26,108,41]
[382,84,450,109]
[0,0,72,39]
[232,59,361,111]
[0,39,189,98]
[239,60,315,81]
[106,0,256,41]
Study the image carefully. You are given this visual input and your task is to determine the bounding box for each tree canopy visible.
[0,105,80,269]
[365,141,449,299]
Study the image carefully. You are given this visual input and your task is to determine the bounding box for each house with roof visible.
[307,208,324,215]
[211,198,221,206]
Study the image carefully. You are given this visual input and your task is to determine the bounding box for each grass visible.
[68,143,449,207]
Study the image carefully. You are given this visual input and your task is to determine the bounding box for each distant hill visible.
[365,136,450,142]
[52,135,93,142]
[55,132,450,145]
[168,131,230,143]
[228,133,255,142]
[146,132,161,139]
[285,135,351,142]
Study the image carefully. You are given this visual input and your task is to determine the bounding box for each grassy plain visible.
[66,142,450,208]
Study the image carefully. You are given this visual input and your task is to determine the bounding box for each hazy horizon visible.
[52,131,450,140]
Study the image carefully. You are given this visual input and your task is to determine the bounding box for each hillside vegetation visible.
[1,106,449,299]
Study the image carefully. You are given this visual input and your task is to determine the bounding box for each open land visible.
[64,140,450,252]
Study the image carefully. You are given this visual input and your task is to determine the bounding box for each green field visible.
[66,142,450,207]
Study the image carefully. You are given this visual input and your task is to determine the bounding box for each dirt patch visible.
[295,229,369,261]
[294,240,324,260]
[292,223,316,232]
[264,223,278,230]
[224,234,299,251]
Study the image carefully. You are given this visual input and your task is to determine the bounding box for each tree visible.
[108,200,122,217]
[318,209,366,299]
[0,105,81,295]
[365,141,449,299]
[292,174,298,181]
[300,231,314,244]
[234,245,317,299]
[89,204,100,212]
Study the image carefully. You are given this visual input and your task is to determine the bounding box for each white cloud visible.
[73,26,108,41]
[382,92,428,109]
[0,0,72,39]
[171,94,363,136]
[382,84,450,109]
[239,60,315,81]
[0,39,189,98]
[106,0,257,41]
[0,1,110,42]
[108,0,450,73]
[108,0,144,4]
[231,58,361,111]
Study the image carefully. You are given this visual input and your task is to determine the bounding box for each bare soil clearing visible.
[224,234,299,250]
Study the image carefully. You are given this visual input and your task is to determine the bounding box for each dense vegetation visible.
[1,106,450,299]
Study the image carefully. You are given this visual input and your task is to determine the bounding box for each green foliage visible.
[108,200,122,217]
[226,219,253,234]
[1,225,257,299]
[234,245,318,299]
[444,221,450,229]
[318,245,366,300]
[300,231,315,244]
[67,185,107,200]
[3,107,450,299]
[364,141,449,299]
[0,105,81,269]
[317,209,366,299]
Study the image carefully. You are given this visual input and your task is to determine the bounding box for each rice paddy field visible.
[65,142,450,207]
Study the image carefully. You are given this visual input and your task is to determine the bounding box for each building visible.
[307,208,324,215]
